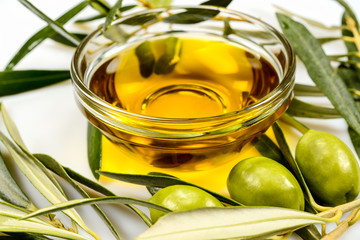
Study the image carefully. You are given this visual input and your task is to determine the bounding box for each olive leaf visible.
[84,0,111,15]
[33,153,122,240]
[0,105,98,239]
[0,70,70,97]
[147,0,172,7]
[35,154,152,227]
[98,171,242,206]
[0,152,34,210]
[294,84,323,96]
[136,207,329,240]
[145,172,178,196]
[0,215,91,240]
[103,0,123,32]
[0,233,52,240]
[87,123,102,180]
[164,0,232,24]
[23,196,171,220]
[5,2,87,70]
[135,41,156,78]
[154,37,182,75]
[164,8,220,24]
[276,13,360,136]
[17,0,81,46]
[50,33,87,47]
[286,98,340,119]
[252,134,289,168]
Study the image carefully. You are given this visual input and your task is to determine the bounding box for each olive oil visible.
[89,35,279,119]
[87,34,282,170]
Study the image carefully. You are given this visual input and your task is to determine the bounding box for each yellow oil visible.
[89,36,279,119]
[87,35,282,173]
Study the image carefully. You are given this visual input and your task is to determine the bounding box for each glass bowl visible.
[70,6,295,171]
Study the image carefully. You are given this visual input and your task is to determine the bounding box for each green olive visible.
[227,156,305,210]
[148,185,223,222]
[295,129,360,206]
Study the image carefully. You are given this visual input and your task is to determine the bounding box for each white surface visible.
[1,0,360,239]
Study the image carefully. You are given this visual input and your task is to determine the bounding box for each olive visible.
[227,156,305,210]
[295,129,360,206]
[148,185,223,222]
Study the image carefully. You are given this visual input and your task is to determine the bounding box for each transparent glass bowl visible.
[70,6,295,171]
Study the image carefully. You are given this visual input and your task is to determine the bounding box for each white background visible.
[1,0,360,239]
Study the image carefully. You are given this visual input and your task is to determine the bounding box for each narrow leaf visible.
[252,134,289,168]
[85,0,111,15]
[136,207,328,240]
[0,133,96,238]
[148,0,172,7]
[154,37,182,75]
[17,0,81,46]
[0,152,33,210]
[294,84,323,96]
[0,70,70,96]
[164,8,220,24]
[24,196,171,220]
[200,0,232,7]
[286,98,340,119]
[103,0,123,32]
[98,171,242,206]
[0,232,52,240]
[276,13,360,135]
[0,215,91,240]
[35,155,152,227]
[135,41,156,78]
[87,124,102,180]
[50,32,87,47]
[5,2,87,70]
[34,153,122,240]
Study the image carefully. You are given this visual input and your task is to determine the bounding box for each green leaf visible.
[0,152,33,210]
[349,127,360,158]
[50,33,87,47]
[121,12,160,26]
[276,13,360,135]
[154,37,182,75]
[200,0,232,7]
[148,0,172,7]
[252,134,289,168]
[136,207,328,240]
[35,155,152,227]
[295,224,322,240]
[5,2,87,70]
[85,0,111,15]
[0,215,91,240]
[24,196,171,220]
[98,171,242,206]
[135,41,156,78]
[0,232,52,240]
[0,107,97,239]
[294,84,323,96]
[17,0,81,46]
[0,133,97,238]
[103,0,123,32]
[164,0,232,24]
[286,98,341,119]
[272,122,318,214]
[164,8,220,24]
[146,172,178,196]
[34,153,121,240]
[87,124,102,180]
[0,70,70,96]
